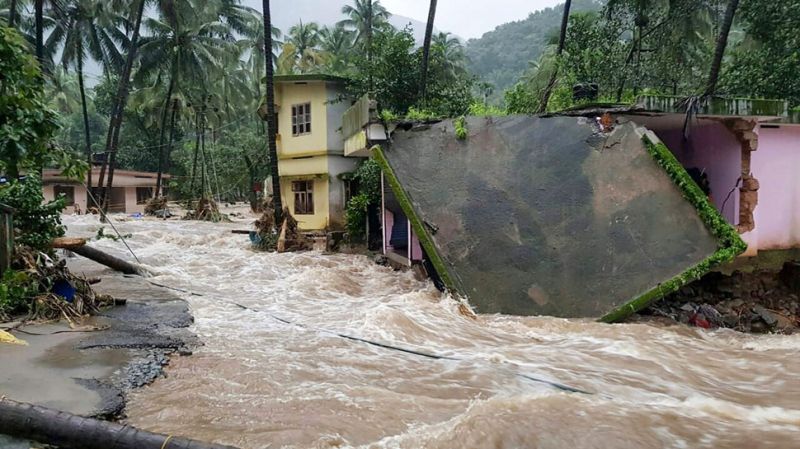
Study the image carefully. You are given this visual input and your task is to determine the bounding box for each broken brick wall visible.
[724,119,759,233]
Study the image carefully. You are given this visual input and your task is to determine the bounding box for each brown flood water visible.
[63,214,800,449]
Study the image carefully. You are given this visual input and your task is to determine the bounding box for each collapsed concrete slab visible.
[375,115,746,321]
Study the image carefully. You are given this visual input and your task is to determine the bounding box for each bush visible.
[0,270,37,318]
[0,26,60,178]
[0,175,66,251]
[344,159,381,240]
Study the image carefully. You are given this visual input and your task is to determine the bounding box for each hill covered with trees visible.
[464,0,603,101]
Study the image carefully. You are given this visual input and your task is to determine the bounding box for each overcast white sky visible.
[380,0,563,39]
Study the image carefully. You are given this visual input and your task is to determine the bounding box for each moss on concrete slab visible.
[372,146,458,293]
[599,135,748,323]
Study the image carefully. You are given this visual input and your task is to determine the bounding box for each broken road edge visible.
[371,129,748,324]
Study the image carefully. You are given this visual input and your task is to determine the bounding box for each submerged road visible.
[62,212,800,449]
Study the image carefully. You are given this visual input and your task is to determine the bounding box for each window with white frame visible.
[291,103,311,136]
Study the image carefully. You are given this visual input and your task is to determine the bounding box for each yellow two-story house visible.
[272,74,361,231]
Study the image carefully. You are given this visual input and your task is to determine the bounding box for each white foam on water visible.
[61,213,800,449]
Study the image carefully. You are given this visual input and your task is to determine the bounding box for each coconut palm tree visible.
[419,0,437,104]
[47,0,124,192]
[286,20,326,73]
[5,0,19,26]
[238,14,280,103]
[319,24,354,74]
[262,0,281,225]
[432,32,465,77]
[537,0,572,113]
[98,0,146,212]
[704,0,739,96]
[339,0,391,62]
[136,0,233,195]
[47,67,81,114]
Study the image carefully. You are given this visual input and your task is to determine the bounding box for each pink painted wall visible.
[382,207,423,263]
[631,116,741,225]
[383,209,394,255]
[411,229,423,261]
[750,125,800,250]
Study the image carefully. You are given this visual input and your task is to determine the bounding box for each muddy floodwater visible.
[62,214,800,449]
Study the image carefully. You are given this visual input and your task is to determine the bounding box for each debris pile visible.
[252,204,311,253]
[640,266,799,334]
[1,246,114,324]
[144,196,170,217]
[184,198,229,222]
[276,207,311,253]
[253,200,277,251]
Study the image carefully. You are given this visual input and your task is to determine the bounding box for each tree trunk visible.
[71,244,146,276]
[0,397,239,449]
[536,0,572,114]
[189,112,201,198]
[704,0,739,97]
[76,48,93,206]
[163,98,179,197]
[200,112,207,198]
[262,0,282,226]
[419,0,437,104]
[244,154,258,212]
[156,68,177,197]
[34,0,43,66]
[366,0,373,90]
[8,0,16,26]
[99,0,146,212]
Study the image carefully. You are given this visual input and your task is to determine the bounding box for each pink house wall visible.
[750,125,800,250]
[383,209,394,255]
[382,207,423,263]
[629,116,741,225]
[411,229,423,261]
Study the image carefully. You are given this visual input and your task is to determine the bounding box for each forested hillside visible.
[465,0,603,100]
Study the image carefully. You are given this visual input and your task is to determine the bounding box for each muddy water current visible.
[62,214,800,449]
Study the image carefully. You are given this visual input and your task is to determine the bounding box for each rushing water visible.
[62,213,800,449]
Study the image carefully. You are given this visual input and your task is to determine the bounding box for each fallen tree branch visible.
[0,397,240,449]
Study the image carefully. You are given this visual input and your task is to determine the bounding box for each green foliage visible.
[171,127,267,201]
[0,175,66,251]
[500,0,743,112]
[600,137,747,322]
[404,107,439,122]
[0,270,37,318]
[345,193,370,239]
[468,102,507,117]
[0,26,62,178]
[505,81,542,114]
[348,27,475,117]
[454,116,468,140]
[344,158,381,239]
[722,0,800,107]
[465,0,604,103]
[379,109,399,122]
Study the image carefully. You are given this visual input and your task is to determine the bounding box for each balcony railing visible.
[342,94,373,140]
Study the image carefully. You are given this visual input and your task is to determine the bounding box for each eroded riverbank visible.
[0,256,196,419]
[59,213,800,449]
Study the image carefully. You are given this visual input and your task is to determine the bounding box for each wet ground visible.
[0,257,196,419]
[30,211,800,448]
